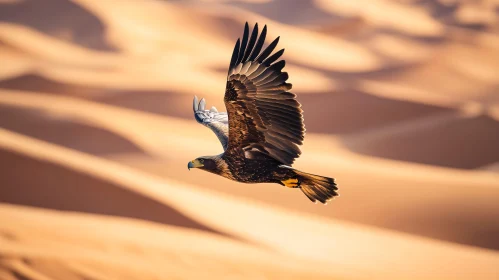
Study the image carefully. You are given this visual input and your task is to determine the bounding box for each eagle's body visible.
[222,151,290,183]
[189,23,338,204]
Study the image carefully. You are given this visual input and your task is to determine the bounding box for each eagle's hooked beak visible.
[188,159,204,170]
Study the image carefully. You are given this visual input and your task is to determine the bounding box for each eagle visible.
[188,23,338,204]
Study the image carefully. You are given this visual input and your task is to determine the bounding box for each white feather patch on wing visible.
[193,96,229,150]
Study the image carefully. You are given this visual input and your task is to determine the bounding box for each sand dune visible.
[350,114,499,169]
[1,0,498,279]
[0,204,339,280]
[0,0,116,51]
[1,90,499,251]
[0,105,148,156]
[1,128,499,279]
[0,148,221,235]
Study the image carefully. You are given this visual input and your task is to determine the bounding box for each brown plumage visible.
[188,23,338,204]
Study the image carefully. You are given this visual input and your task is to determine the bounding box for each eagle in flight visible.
[188,23,338,204]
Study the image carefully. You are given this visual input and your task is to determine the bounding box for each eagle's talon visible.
[281,178,299,188]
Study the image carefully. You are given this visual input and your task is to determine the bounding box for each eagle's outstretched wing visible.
[193,96,229,150]
[224,23,305,165]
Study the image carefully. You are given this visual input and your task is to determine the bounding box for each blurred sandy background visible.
[0,0,499,279]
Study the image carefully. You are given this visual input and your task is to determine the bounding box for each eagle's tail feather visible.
[294,169,338,204]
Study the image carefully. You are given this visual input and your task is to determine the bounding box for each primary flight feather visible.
[188,23,338,204]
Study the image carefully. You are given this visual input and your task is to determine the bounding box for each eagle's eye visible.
[199,159,204,163]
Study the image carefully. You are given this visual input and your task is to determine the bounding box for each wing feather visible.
[237,22,249,65]
[263,49,284,66]
[242,24,258,63]
[229,39,240,71]
[256,36,279,63]
[248,25,266,61]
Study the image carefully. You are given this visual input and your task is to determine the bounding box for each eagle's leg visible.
[272,167,301,188]
[280,178,301,188]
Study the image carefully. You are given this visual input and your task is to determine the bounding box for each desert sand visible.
[0,0,499,279]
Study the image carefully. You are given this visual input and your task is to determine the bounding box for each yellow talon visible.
[282,178,299,188]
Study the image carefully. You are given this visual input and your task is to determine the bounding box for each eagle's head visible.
[187,156,218,172]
